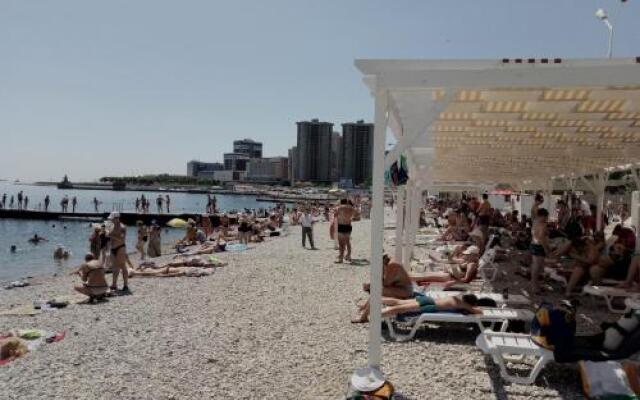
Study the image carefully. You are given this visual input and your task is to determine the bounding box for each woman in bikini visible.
[72,253,109,302]
[107,212,130,293]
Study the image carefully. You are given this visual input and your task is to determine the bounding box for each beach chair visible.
[478,247,499,283]
[475,331,554,385]
[582,285,640,313]
[385,307,534,342]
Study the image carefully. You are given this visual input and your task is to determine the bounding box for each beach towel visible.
[226,243,248,252]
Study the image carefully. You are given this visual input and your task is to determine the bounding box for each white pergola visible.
[355,58,640,371]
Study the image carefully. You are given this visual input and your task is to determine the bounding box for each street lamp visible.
[595,8,614,59]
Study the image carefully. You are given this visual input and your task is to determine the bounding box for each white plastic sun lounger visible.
[583,285,640,313]
[476,331,554,385]
[385,307,534,342]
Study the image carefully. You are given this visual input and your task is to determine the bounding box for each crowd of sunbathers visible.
[352,192,638,323]
[71,205,289,303]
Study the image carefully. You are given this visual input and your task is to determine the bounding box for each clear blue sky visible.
[2,0,639,181]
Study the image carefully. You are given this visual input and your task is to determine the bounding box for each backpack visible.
[531,301,577,351]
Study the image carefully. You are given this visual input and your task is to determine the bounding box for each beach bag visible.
[579,361,640,399]
[531,302,576,351]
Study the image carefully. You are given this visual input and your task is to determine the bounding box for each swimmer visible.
[28,234,48,244]
[53,246,71,260]
[10,245,17,253]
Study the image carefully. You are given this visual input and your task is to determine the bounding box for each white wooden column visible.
[404,184,423,263]
[632,191,640,253]
[394,186,406,264]
[581,172,609,232]
[402,182,415,265]
[368,88,388,369]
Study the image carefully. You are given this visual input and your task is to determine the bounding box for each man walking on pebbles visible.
[300,206,316,250]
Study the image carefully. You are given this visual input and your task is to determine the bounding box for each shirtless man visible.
[530,208,551,294]
[352,254,413,323]
[381,293,482,318]
[72,253,109,302]
[335,199,355,263]
[107,212,130,293]
[413,245,481,285]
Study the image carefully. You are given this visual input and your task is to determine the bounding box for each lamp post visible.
[595,8,614,59]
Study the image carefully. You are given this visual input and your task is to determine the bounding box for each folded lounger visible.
[583,285,640,313]
[385,307,534,342]
[476,331,554,385]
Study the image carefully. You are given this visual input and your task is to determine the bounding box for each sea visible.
[0,181,274,282]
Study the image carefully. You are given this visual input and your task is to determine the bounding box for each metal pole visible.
[368,89,388,368]
[604,20,613,59]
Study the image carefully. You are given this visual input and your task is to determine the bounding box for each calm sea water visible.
[0,181,274,282]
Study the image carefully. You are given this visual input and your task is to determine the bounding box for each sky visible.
[1,0,639,181]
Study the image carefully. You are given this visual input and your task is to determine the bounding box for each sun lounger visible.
[475,331,554,385]
[583,285,640,313]
[385,307,534,342]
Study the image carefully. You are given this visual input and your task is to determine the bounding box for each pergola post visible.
[394,186,406,264]
[632,191,640,253]
[402,182,415,265]
[367,88,388,369]
[581,172,609,232]
[404,184,423,264]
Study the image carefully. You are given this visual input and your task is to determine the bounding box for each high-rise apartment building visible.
[331,132,343,182]
[233,139,263,159]
[341,120,374,186]
[295,119,333,183]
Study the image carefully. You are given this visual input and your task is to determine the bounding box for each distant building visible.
[288,146,298,183]
[341,120,374,186]
[331,132,343,182]
[223,153,250,172]
[187,160,225,177]
[233,139,263,159]
[296,119,334,184]
[213,170,246,183]
[247,157,289,183]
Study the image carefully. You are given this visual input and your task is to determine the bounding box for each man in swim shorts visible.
[335,199,355,263]
[381,293,482,318]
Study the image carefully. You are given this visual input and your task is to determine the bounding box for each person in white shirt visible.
[300,207,316,249]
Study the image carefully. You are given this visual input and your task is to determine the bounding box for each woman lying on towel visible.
[413,245,481,286]
[352,254,414,323]
[129,266,212,278]
[382,293,482,318]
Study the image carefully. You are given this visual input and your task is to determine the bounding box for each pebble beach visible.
[0,216,598,399]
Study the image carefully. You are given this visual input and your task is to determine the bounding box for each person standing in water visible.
[17,191,23,209]
[107,212,130,294]
[71,196,78,213]
[165,195,171,213]
[44,195,50,212]
[23,196,29,210]
[93,197,99,212]
[156,195,164,214]
[9,195,15,209]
